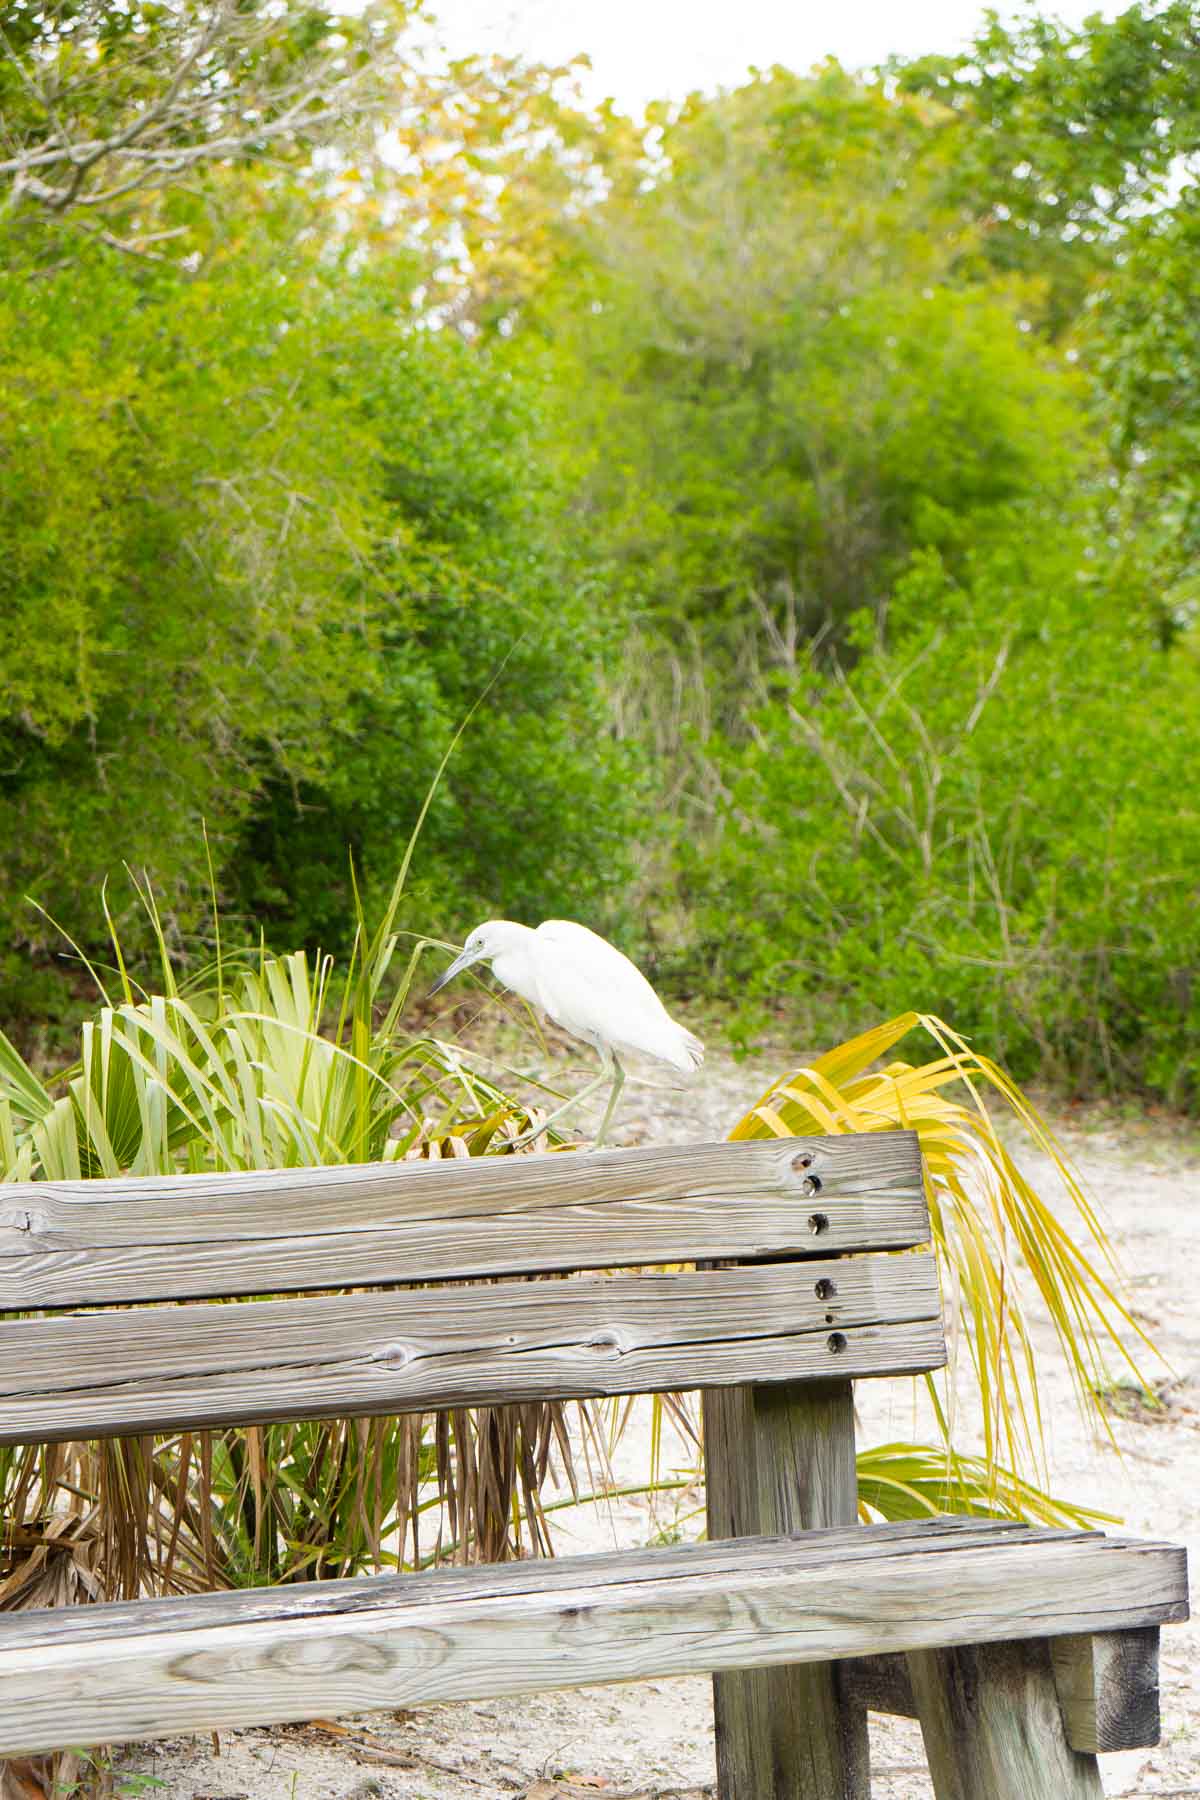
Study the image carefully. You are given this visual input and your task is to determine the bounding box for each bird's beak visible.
[429,944,485,996]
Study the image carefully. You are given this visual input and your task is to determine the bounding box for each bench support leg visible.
[704,1379,869,1800]
[907,1639,1106,1800]
[1050,1627,1161,1752]
[843,1627,1163,1756]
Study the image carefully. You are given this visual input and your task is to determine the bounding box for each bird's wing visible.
[533,920,700,1068]
[534,921,671,1020]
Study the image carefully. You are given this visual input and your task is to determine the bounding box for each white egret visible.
[430,919,703,1147]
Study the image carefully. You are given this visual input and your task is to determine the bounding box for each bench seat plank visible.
[0,1133,925,1306]
[0,1524,1184,1759]
[0,1255,944,1443]
[0,1518,1056,1646]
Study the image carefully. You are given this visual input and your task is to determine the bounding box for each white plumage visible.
[430,918,703,1145]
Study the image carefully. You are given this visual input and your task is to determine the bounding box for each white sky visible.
[431,0,1120,113]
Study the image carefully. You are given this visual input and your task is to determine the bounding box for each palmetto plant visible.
[729,1012,1152,1526]
[0,868,570,1619]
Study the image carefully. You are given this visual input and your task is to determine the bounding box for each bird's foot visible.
[506,1110,569,1151]
[506,1125,549,1152]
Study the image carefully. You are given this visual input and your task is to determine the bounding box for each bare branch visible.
[0,0,405,237]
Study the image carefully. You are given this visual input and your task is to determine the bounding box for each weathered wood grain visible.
[908,1638,1106,1799]
[759,1382,872,1799]
[839,1651,919,1719]
[0,1132,925,1307]
[705,1385,788,1800]
[705,1380,869,1799]
[1050,1627,1162,1751]
[0,1527,1184,1759]
[0,1517,1054,1648]
[841,1627,1167,1755]
[0,1255,945,1443]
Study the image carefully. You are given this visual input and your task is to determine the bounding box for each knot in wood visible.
[0,1207,41,1234]
[587,1330,624,1356]
[375,1342,412,1370]
[263,1635,395,1677]
[558,1604,593,1626]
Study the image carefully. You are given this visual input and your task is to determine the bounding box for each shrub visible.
[0,236,637,1030]
[686,557,1200,1103]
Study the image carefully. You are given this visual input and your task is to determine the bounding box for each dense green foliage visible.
[2,1,1199,1103]
[519,25,1200,1102]
[531,70,1086,675]
[690,568,1200,1098]
[0,223,633,1024]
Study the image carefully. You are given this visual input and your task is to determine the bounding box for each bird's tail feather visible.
[667,1024,704,1073]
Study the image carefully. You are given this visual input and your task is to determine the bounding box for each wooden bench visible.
[0,1133,1188,1797]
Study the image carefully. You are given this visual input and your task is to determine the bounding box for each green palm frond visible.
[855,1441,1114,1529]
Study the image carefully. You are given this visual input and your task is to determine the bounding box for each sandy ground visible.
[116,1051,1198,1800]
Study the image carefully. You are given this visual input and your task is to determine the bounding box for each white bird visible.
[430,919,703,1148]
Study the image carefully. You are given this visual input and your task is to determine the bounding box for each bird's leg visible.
[591,1055,625,1151]
[509,1062,611,1149]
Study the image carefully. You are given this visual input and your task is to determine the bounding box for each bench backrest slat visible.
[0,1133,925,1307]
[0,1253,944,1443]
[0,1132,941,1441]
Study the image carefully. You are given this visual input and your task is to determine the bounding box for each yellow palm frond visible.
[730,1012,1160,1507]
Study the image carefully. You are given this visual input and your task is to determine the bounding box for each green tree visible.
[0,230,635,1018]
[0,0,405,255]
[230,307,637,942]
[891,6,1200,629]
[0,236,382,938]
[509,40,1200,1104]
[894,2,1200,333]
[530,69,1083,696]
[1089,188,1200,643]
